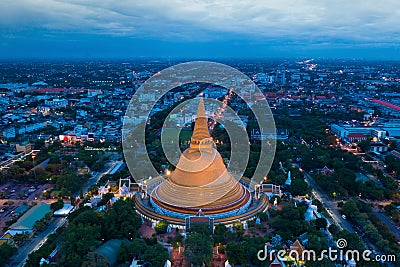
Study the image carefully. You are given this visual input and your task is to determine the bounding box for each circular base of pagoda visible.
[135,192,269,228]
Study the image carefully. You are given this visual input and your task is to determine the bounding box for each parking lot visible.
[0,182,54,236]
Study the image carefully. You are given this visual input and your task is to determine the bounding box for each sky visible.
[0,0,399,60]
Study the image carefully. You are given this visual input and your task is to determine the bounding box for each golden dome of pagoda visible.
[152,97,249,214]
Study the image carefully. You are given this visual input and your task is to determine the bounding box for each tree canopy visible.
[184,232,213,267]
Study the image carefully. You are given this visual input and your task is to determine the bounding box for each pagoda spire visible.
[189,97,214,152]
[191,97,210,140]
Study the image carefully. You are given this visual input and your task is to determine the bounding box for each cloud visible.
[0,0,399,45]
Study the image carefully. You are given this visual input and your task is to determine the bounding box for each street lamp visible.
[32,153,37,184]
[332,192,337,201]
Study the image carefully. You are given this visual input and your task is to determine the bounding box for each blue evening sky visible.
[0,0,399,60]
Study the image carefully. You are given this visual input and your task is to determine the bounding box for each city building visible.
[331,124,372,141]
[370,142,389,153]
[53,204,75,217]
[320,166,334,176]
[44,98,68,108]
[15,142,32,153]
[7,203,51,235]
[348,133,368,142]
[94,239,130,266]
[331,123,400,143]
[3,127,16,139]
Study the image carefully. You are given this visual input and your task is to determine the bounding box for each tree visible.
[232,220,243,232]
[92,160,105,172]
[258,212,269,222]
[6,165,25,180]
[384,204,398,217]
[13,233,30,242]
[225,242,245,266]
[33,168,51,183]
[385,155,400,176]
[289,178,309,196]
[59,224,101,266]
[101,199,142,240]
[330,168,357,195]
[128,238,147,259]
[155,220,168,234]
[328,224,340,235]
[71,208,101,227]
[97,193,114,207]
[315,218,328,229]
[357,139,371,152]
[34,220,47,232]
[189,222,212,235]
[45,163,63,174]
[214,224,228,245]
[184,233,213,267]
[54,173,88,195]
[142,243,169,266]
[50,198,64,211]
[81,252,108,267]
[25,234,57,267]
[269,204,309,240]
[341,200,358,219]
[0,243,17,266]
[225,238,268,266]
[118,238,169,266]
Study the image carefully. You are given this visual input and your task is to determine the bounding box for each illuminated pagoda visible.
[135,97,269,228]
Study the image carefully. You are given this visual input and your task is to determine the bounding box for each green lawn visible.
[162,128,192,143]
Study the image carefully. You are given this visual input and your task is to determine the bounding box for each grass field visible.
[161,128,192,142]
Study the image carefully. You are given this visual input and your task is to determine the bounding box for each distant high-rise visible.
[275,71,286,85]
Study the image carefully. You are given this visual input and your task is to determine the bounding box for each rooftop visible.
[369,99,400,111]
[95,239,129,266]
[10,203,50,231]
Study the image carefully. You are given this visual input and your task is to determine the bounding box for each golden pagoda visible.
[152,97,250,215]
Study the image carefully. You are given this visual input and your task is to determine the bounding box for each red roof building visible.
[369,99,400,111]
[321,166,334,176]
[264,92,277,100]
[25,88,85,94]
[391,150,400,159]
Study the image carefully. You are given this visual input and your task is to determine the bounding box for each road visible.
[78,160,122,196]
[7,217,67,267]
[372,210,400,242]
[0,151,34,170]
[301,170,355,233]
[302,169,398,266]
